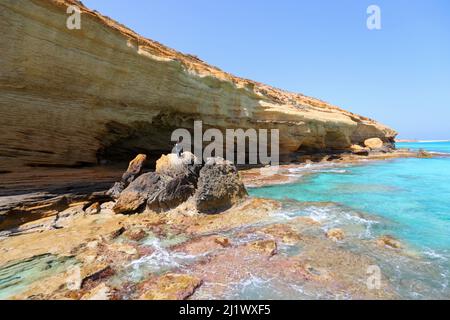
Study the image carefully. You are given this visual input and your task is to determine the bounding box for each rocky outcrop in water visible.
[0,0,397,173]
[112,153,247,214]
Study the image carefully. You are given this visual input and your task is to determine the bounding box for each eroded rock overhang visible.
[0,0,397,170]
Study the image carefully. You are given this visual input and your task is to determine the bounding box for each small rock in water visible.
[123,228,147,242]
[214,236,231,248]
[80,263,114,288]
[108,243,138,256]
[105,226,126,240]
[258,224,302,245]
[376,235,402,249]
[246,240,278,256]
[292,216,321,227]
[326,228,345,242]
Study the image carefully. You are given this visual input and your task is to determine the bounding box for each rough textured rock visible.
[113,154,247,214]
[121,154,147,184]
[139,274,203,300]
[0,0,397,173]
[195,158,248,214]
[107,154,148,199]
[257,224,303,245]
[364,138,384,150]
[123,228,147,242]
[113,173,164,214]
[246,240,278,256]
[147,173,197,212]
[326,228,345,242]
[376,235,403,249]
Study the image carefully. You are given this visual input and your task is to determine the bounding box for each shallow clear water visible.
[250,142,450,298]
[0,254,75,300]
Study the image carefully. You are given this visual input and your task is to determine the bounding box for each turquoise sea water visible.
[398,141,450,154]
[250,141,450,298]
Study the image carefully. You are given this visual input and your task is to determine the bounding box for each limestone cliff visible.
[0,0,397,171]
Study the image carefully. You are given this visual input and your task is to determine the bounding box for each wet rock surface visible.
[1,193,446,300]
[139,274,203,300]
[1,154,447,300]
[326,228,345,242]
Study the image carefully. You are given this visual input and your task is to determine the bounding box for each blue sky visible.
[83,0,450,139]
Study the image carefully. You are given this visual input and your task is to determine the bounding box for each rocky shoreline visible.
[0,145,424,232]
[0,148,434,300]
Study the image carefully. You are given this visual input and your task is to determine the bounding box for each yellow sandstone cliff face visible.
[0,0,397,171]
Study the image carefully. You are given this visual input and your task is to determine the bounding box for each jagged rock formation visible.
[0,0,397,173]
[113,152,248,215]
[195,157,248,214]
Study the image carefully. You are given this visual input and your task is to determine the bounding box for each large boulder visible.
[147,173,197,212]
[114,164,199,214]
[112,154,248,215]
[364,138,384,150]
[113,173,164,214]
[195,158,248,214]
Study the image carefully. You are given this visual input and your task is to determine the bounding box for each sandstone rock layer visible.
[0,0,397,172]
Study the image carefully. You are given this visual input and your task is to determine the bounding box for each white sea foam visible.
[423,248,447,261]
[232,274,281,299]
[318,169,348,174]
[300,205,378,239]
[127,239,198,279]
[287,163,348,175]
